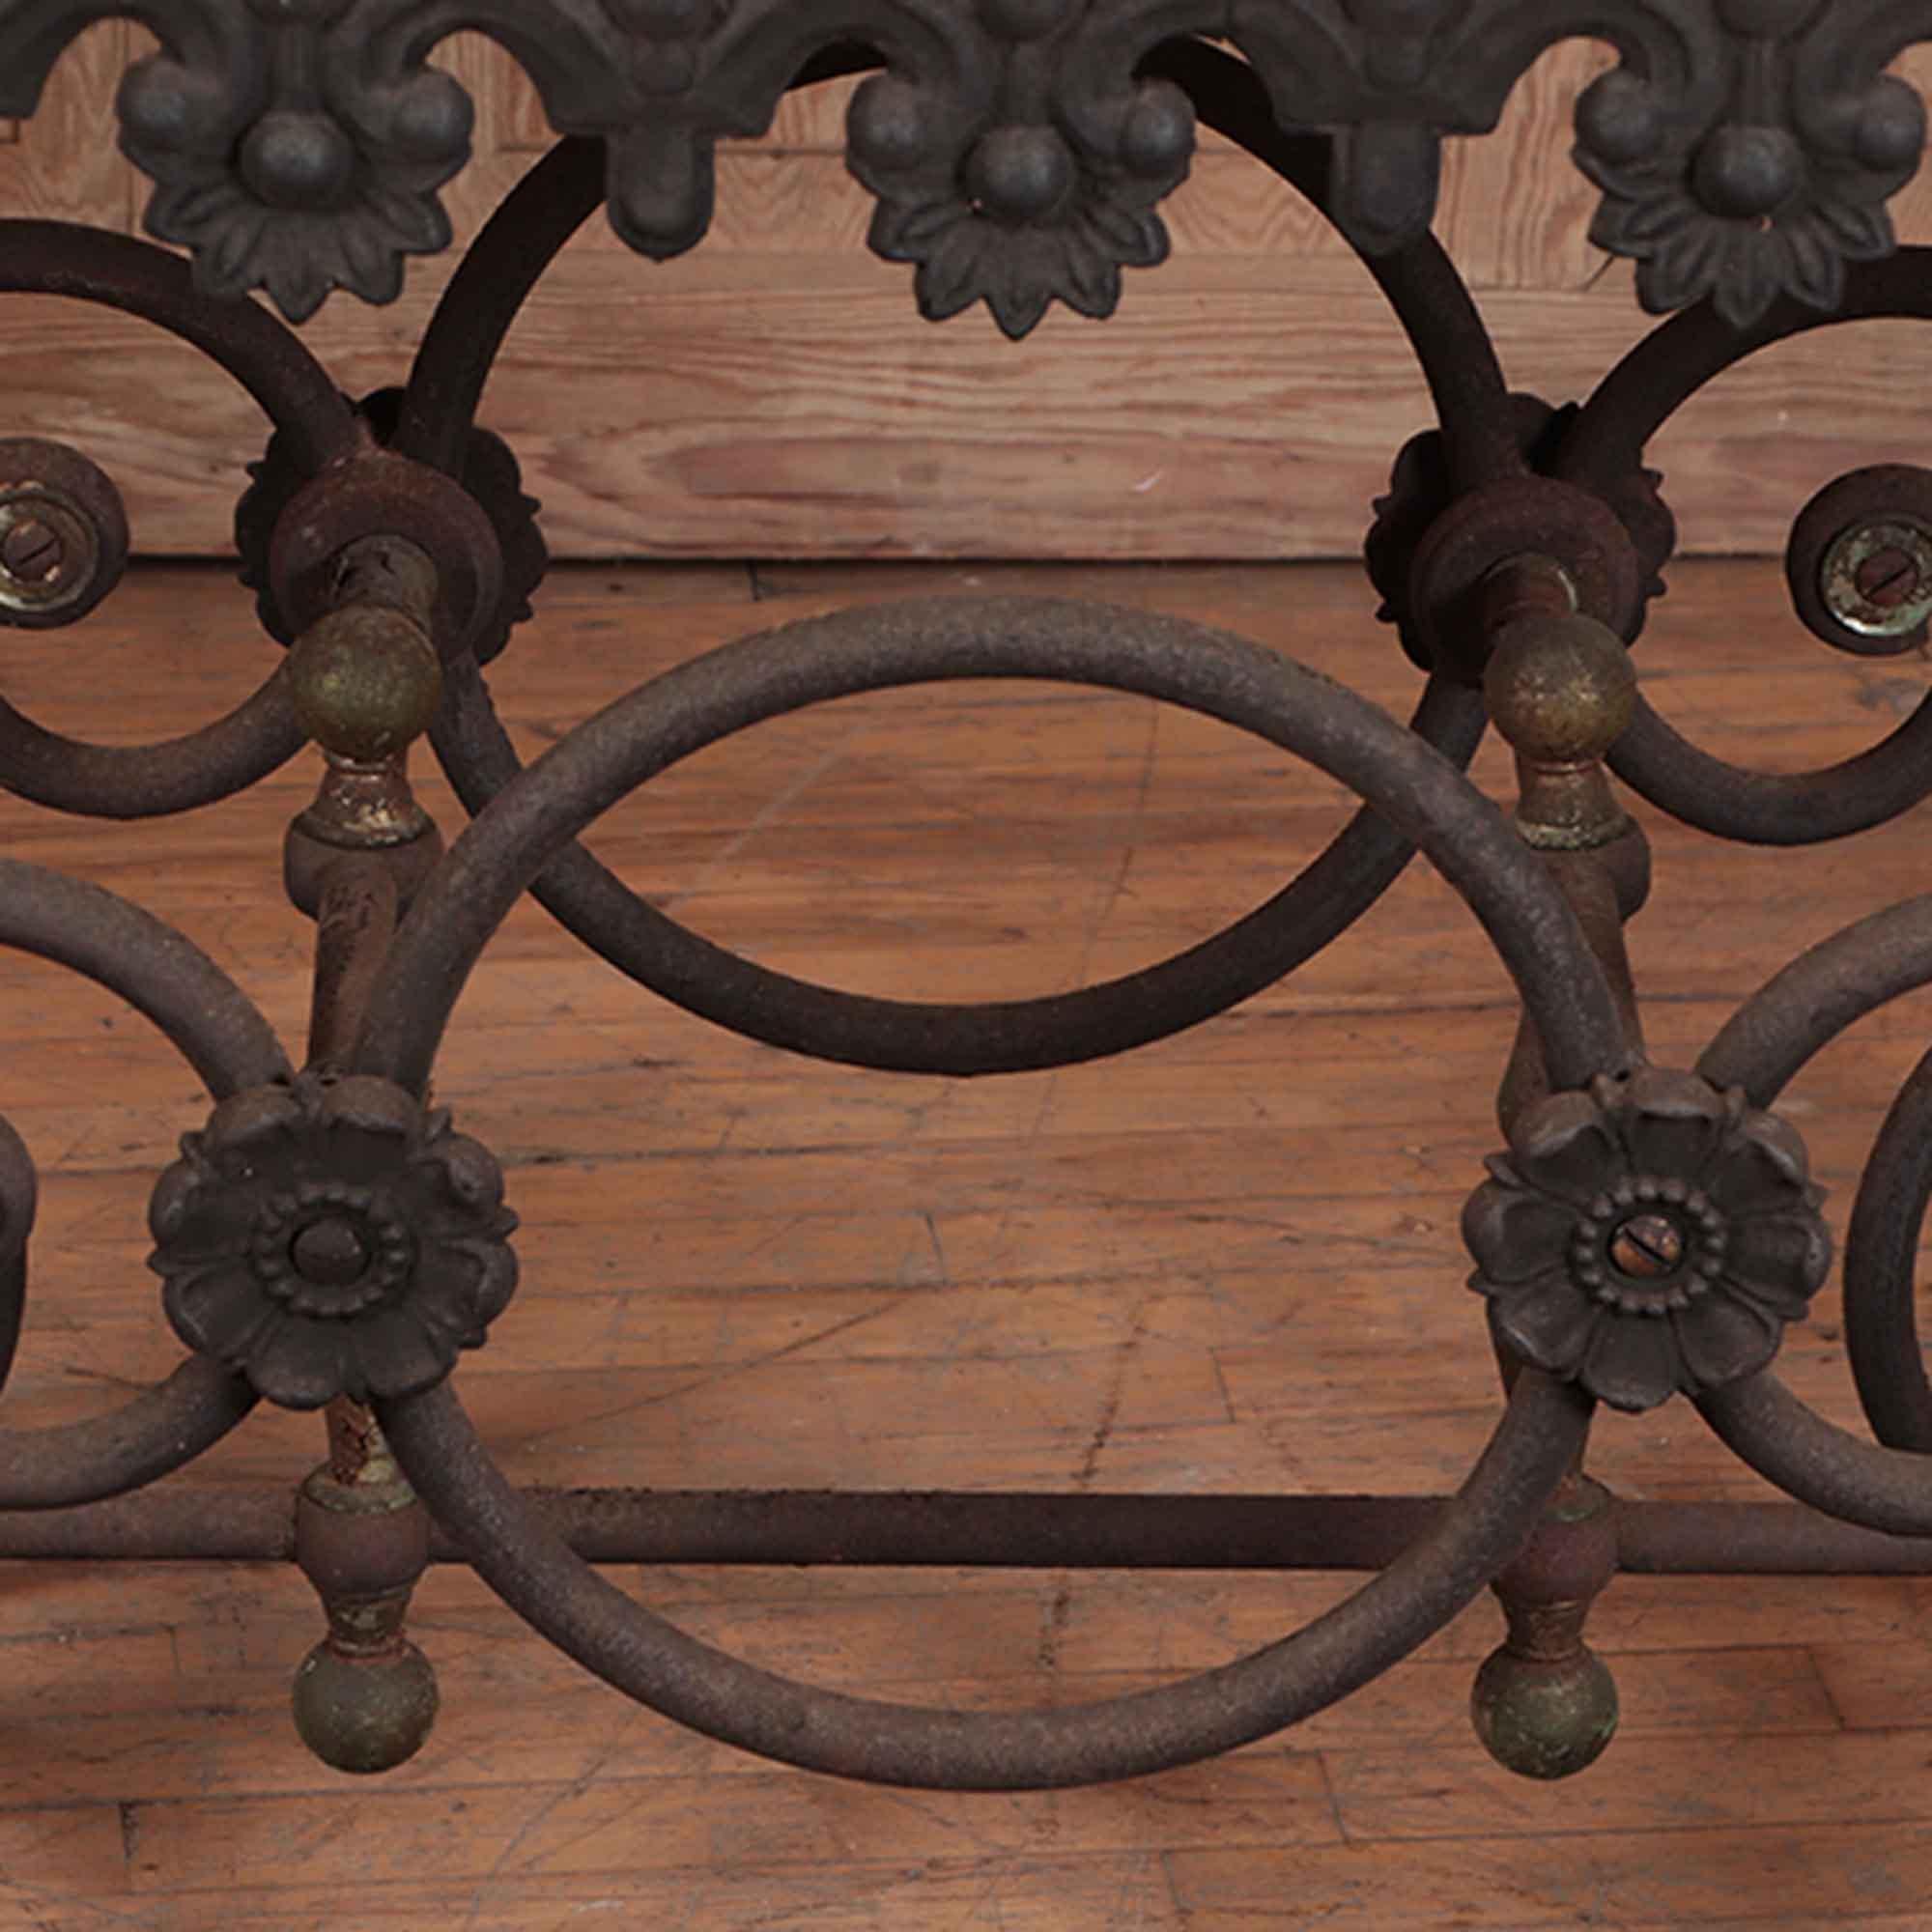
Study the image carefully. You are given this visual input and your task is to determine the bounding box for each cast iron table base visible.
[2,10,1932,1793]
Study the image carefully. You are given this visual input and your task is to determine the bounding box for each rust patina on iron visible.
[0,7,1929,1810]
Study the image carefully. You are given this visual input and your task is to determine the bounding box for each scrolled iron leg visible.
[3,75,1926,1824]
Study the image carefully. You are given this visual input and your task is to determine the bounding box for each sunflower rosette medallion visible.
[1463,1068,1831,1413]
[149,1072,518,1410]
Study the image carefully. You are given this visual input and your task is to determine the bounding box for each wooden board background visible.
[5,29,1932,559]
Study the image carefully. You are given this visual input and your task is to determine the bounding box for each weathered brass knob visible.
[1471,1641,1620,1780]
[286,601,442,762]
[1469,1473,1621,1779]
[291,1438,438,1774]
[293,1634,440,1775]
[1484,609,1637,767]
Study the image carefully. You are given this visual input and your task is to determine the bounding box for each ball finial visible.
[1470,1642,1619,1780]
[293,1637,440,1775]
[1484,611,1636,766]
[286,604,443,762]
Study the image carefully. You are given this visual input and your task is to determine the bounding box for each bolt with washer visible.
[0,516,66,585]
[1820,517,1932,639]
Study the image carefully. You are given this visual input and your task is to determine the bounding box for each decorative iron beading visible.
[149,1071,518,1409]
[2,2,1929,331]
[1463,1068,1833,1413]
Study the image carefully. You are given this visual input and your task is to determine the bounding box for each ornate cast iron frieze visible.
[0,1,1928,331]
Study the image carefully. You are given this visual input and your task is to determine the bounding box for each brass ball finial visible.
[1483,611,1637,766]
[1470,1642,1620,1780]
[292,1636,440,1774]
[286,602,443,763]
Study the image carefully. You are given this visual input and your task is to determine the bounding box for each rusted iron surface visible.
[5,9,1926,338]
[303,862,402,1072]
[1700,1372,1932,1540]
[1,50,1931,1802]
[0,221,354,820]
[1560,248,1932,844]
[1469,1069,1830,1414]
[294,1414,439,1773]
[365,593,1629,1099]
[267,451,503,668]
[376,1374,1592,1790]
[152,1071,519,1410]
[1843,1042,1932,1451]
[417,55,1502,1079]
[1494,826,1652,1137]
[0,859,277,1507]
[7,1486,1932,1578]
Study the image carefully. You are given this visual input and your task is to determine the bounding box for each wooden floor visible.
[0,557,1929,1928]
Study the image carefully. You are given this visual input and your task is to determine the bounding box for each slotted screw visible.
[1855,546,1922,611]
[1607,1213,1683,1280]
[0,517,64,583]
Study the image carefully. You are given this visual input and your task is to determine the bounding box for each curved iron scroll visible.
[7,1,1932,1810]
[0,220,358,818]
[0,860,287,1508]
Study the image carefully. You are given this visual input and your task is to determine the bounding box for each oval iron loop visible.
[0,222,358,817]
[0,860,287,1507]
[1559,250,1932,844]
[1699,895,1932,1457]
[355,594,1627,1094]
[401,48,1508,1075]
[379,1370,1588,1787]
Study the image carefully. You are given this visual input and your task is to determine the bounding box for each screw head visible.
[0,441,128,629]
[1820,518,1932,639]
[0,497,94,616]
[1608,1212,1684,1280]
[0,517,65,583]
[1855,546,1921,610]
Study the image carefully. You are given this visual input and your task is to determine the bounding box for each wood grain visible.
[0,18,137,226]
[15,241,1932,563]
